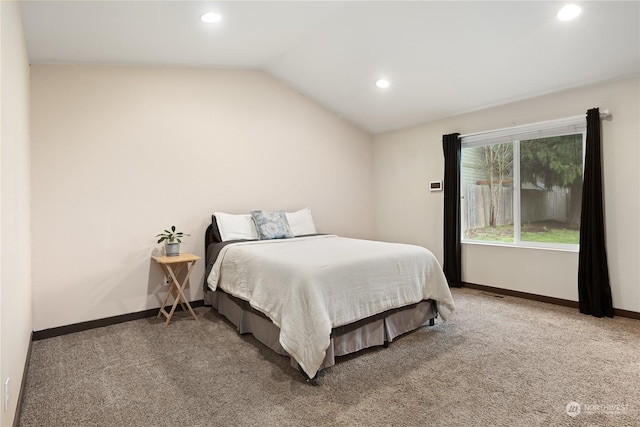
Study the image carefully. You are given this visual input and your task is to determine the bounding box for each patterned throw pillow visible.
[250,210,294,240]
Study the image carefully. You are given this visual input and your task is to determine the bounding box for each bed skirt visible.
[208,290,438,374]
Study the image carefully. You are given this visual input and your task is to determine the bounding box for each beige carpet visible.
[18,288,639,426]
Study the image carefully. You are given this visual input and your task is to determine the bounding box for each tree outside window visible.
[462,132,584,248]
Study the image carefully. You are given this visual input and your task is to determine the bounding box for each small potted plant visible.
[156,226,189,257]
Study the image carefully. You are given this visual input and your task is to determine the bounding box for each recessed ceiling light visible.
[201,12,222,23]
[557,4,582,21]
[376,79,390,89]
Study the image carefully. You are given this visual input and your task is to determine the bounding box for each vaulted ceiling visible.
[19,1,640,134]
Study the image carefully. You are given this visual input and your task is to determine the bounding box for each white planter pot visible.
[165,242,180,257]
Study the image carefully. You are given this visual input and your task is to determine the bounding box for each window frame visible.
[460,116,586,251]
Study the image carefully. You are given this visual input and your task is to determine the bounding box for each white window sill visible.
[461,240,579,253]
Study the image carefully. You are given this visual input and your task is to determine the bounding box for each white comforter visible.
[207,235,455,378]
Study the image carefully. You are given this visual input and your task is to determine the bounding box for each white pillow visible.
[214,212,259,241]
[286,208,317,236]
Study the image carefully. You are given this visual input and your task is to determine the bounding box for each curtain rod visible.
[457,109,612,140]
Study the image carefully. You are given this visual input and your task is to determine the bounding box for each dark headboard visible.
[204,223,213,251]
[205,215,223,247]
[203,216,222,294]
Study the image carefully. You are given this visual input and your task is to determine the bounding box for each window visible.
[461,117,586,249]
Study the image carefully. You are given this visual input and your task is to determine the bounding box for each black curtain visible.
[578,108,613,317]
[442,133,462,287]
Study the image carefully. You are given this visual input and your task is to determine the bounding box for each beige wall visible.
[30,65,374,331]
[374,75,640,313]
[1,2,33,426]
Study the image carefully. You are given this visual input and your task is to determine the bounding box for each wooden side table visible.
[152,253,201,325]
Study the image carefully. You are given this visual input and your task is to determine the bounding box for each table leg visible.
[159,260,199,324]
[173,260,198,321]
[158,265,175,318]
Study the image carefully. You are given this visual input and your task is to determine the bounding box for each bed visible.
[203,210,455,383]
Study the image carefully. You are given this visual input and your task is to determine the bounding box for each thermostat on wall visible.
[429,181,443,192]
